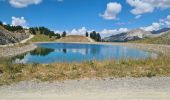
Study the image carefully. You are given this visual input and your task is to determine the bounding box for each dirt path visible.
[86,37,95,42]
[0,77,170,100]
[0,35,34,47]
[20,35,34,44]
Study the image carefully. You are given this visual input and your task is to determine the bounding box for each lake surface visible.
[14,43,156,64]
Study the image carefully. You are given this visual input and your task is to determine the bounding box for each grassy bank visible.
[0,55,170,85]
[131,37,170,45]
[30,34,57,42]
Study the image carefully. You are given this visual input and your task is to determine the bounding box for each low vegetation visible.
[0,55,170,85]
[56,35,92,42]
[0,21,23,32]
[30,34,57,42]
[29,27,61,39]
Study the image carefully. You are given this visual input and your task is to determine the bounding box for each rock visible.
[0,27,30,45]
[151,28,170,34]
[103,29,152,42]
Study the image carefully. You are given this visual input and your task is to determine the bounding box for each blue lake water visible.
[14,43,156,64]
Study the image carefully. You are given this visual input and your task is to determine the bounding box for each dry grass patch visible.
[0,55,170,85]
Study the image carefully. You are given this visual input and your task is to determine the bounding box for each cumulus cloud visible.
[165,21,170,27]
[100,28,129,38]
[141,22,161,31]
[127,0,170,16]
[167,15,170,20]
[11,16,27,28]
[141,14,170,31]
[100,2,122,20]
[54,27,129,38]
[70,27,87,35]
[54,27,89,36]
[9,0,42,8]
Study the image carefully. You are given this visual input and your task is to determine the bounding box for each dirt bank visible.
[0,44,37,57]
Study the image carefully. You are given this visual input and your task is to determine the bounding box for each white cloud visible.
[3,22,7,25]
[167,15,170,21]
[70,27,87,35]
[9,0,42,8]
[141,22,161,31]
[100,28,128,38]
[158,15,170,26]
[165,21,170,27]
[127,0,170,15]
[100,2,122,20]
[54,27,129,38]
[54,30,63,34]
[54,27,89,36]
[141,14,170,30]
[135,15,141,19]
[11,16,27,28]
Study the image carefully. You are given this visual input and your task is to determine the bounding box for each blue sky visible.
[0,0,170,37]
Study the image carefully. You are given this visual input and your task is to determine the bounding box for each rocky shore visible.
[0,44,37,57]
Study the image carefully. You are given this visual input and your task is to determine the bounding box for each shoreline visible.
[35,42,170,56]
[0,41,169,58]
[0,35,36,58]
[0,44,37,58]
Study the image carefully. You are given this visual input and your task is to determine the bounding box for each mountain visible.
[0,25,30,45]
[132,31,170,45]
[103,29,152,42]
[151,28,170,34]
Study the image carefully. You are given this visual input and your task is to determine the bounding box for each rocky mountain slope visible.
[133,31,170,45]
[103,29,152,42]
[151,28,170,34]
[0,26,30,45]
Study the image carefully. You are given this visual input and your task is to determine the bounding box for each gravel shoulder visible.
[0,77,170,100]
[0,44,37,57]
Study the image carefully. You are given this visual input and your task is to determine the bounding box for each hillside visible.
[103,29,152,42]
[56,35,94,42]
[132,31,170,45]
[0,25,30,45]
[30,34,57,42]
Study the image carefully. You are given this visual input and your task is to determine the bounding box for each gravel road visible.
[0,77,170,100]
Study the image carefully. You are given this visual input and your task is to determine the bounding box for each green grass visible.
[30,34,56,42]
[131,37,170,45]
[0,55,170,85]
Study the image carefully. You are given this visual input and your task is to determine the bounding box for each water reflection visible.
[30,47,54,56]
[12,43,155,64]
[62,48,67,54]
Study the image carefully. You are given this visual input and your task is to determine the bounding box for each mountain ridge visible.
[103,29,152,42]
